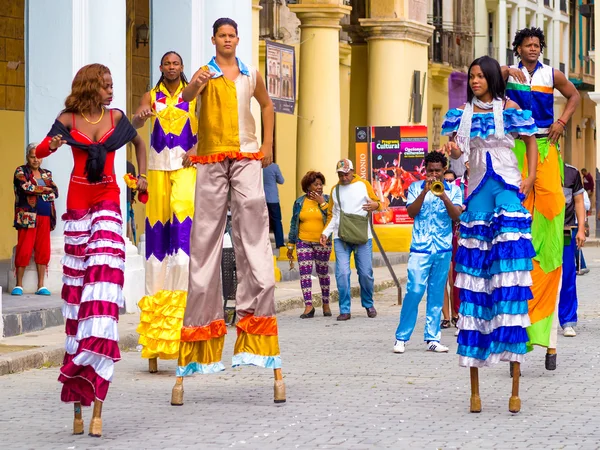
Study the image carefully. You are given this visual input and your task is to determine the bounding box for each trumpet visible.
[430,180,445,196]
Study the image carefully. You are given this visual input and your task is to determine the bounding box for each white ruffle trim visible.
[492,232,532,244]
[493,210,531,219]
[64,218,92,232]
[91,220,122,236]
[81,282,124,307]
[72,350,115,381]
[64,235,90,246]
[63,275,84,286]
[91,209,121,223]
[461,219,491,228]
[65,336,78,355]
[455,271,532,294]
[459,352,525,368]
[75,316,119,342]
[87,240,125,252]
[87,254,125,271]
[62,255,85,271]
[458,238,493,250]
[458,313,531,334]
[62,303,79,320]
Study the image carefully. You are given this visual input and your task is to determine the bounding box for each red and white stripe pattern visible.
[58,201,125,406]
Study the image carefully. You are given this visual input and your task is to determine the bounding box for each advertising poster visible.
[367,126,428,225]
[265,40,296,115]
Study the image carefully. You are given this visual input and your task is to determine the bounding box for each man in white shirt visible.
[320,159,381,321]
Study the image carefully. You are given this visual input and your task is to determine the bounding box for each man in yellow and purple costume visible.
[133,51,198,373]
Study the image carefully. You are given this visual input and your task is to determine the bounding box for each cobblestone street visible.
[2,248,600,449]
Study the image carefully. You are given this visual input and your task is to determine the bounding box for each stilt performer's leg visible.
[88,400,103,437]
[171,376,184,406]
[470,367,481,413]
[73,402,83,435]
[274,368,286,403]
[509,362,521,413]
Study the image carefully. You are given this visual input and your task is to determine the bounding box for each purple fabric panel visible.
[449,72,468,110]
[150,119,198,153]
[170,215,193,257]
[145,218,170,262]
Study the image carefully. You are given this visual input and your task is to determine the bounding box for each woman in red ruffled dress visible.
[36,63,147,437]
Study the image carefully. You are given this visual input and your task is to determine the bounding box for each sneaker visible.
[563,326,577,337]
[577,268,590,276]
[426,341,449,353]
[393,340,405,354]
[35,287,51,296]
[454,329,459,337]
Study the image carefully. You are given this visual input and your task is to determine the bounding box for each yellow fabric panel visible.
[178,337,225,366]
[170,167,196,223]
[234,331,281,357]
[197,66,241,157]
[298,199,325,242]
[146,170,172,225]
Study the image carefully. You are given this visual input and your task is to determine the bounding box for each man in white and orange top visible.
[320,159,382,321]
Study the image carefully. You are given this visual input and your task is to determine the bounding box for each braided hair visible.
[512,27,546,58]
[154,51,189,90]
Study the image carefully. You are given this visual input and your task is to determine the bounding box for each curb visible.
[0,332,140,377]
[0,276,406,376]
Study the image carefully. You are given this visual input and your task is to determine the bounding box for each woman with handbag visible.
[287,171,332,318]
[320,159,381,321]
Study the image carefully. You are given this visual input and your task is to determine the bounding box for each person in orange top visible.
[287,171,332,318]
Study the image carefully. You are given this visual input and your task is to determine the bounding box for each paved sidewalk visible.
[0,262,406,375]
[0,249,599,448]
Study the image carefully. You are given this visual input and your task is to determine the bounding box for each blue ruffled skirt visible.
[455,178,535,368]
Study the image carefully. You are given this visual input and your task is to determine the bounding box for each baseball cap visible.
[336,159,354,173]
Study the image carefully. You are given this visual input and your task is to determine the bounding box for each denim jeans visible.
[395,251,452,342]
[334,238,374,314]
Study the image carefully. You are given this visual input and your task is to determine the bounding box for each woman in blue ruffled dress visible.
[440,56,538,414]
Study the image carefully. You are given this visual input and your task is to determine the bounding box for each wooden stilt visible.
[88,400,102,437]
[509,362,521,413]
[73,402,84,435]
[148,357,158,373]
[545,347,557,370]
[274,368,286,404]
[469,367,481,413]
[171,376,184,406]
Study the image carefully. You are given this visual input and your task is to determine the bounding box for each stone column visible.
[251,0,262,135]
[339,42,352,160]
[288,2,351,194]
[498,0,508,65]
[348,29,368,164]
[360,18,434,126]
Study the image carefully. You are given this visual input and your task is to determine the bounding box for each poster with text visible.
[265,40,296,115]
[370,125,428,225]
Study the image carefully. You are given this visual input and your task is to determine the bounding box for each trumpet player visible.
[393,151,463,354]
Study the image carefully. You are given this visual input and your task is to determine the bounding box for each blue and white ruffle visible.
[176,361,226,377]
[441,108,538,139]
